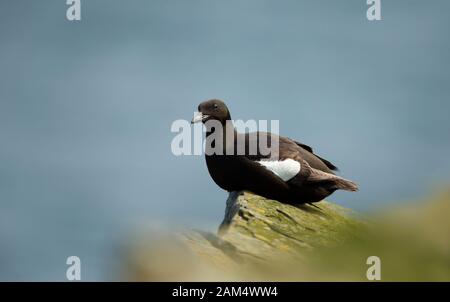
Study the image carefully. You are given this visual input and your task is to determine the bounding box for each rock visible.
[125,190,450,281]
[125,192,366,281]
[218,192,364,258]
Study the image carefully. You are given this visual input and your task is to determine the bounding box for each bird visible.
[191,99,358,205]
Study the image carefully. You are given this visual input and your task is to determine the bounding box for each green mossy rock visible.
[126,190,450,281]
[126,192,366,281]
[217,192,365,259]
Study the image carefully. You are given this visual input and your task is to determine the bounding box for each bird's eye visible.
[213,104,218,109]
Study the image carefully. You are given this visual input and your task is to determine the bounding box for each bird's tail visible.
[304,161,359,192]
[333,177,359,192]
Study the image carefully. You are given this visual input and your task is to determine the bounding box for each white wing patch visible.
[257,159,301,182]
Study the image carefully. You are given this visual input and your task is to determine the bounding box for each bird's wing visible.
[231,155,294,200]
[237,131,338,180]
[237,132,309,183]
[292,140,338,171]
[236,132,355,192]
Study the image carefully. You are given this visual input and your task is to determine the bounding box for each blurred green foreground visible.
[125,189,450,281]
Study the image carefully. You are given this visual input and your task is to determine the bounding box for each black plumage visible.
[192,99,358,204]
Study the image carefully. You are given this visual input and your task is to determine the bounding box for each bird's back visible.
[240,131,336,174]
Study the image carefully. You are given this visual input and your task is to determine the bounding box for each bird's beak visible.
[191,112,209,124]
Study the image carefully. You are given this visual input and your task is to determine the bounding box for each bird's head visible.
[191,99,231,125]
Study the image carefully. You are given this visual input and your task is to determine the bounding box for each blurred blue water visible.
[0,0,449,280]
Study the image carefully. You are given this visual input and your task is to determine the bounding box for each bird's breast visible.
[205,155,240,191]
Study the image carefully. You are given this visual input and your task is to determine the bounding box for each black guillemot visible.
[191,99,358,205]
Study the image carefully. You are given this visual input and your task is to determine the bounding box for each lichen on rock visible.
[218,192,365,257]
[126,190,450,281]
[126,192,366,281]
